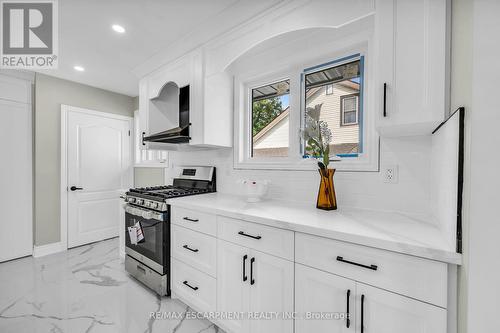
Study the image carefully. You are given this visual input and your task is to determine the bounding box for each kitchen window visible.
[303,56,363,157]
[234,51,378,171]
[251,80,290,158]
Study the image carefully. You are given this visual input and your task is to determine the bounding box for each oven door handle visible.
[125,204,164,222]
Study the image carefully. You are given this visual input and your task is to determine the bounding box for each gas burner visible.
[125,166,216,211]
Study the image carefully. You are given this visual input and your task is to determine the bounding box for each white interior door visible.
[0,97,32,262]
[66,106,131,248]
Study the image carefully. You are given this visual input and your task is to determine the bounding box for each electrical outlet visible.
[383,165,399,184]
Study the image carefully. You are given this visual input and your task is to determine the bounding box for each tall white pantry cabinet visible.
[0,72,33,262]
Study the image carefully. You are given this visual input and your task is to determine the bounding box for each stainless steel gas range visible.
[123,166,216,295]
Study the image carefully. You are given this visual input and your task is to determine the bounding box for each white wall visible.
[35,74,135,246]
[465,0,500,332]
[167,134,433,219]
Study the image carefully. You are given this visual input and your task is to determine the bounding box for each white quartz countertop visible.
[168,193,462,265]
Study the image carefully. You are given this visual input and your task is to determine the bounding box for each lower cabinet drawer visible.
[295,233,448,308]
[171,224,217,277]
[217,216,294,261]
[171,258,216,313]
[171,206,217,236]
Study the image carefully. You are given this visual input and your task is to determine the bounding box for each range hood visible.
[143,124,190,144]
[143,85,190,144]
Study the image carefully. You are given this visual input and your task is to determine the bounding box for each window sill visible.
[234,156,379,172]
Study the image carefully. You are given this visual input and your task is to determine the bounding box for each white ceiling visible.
[36,0,280,97]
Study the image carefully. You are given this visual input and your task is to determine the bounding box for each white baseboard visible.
[33,242,66,258]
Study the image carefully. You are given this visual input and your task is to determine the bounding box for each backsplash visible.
[164,135,432,221]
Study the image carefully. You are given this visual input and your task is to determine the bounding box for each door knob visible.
[70,186,83,191]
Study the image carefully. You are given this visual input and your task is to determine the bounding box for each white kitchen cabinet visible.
[0,73,33,262]
[296,264,447,333]
[295,264,355,333]
[217,239,251,333]
[139,49,232,150]
[217,239,294,333]
[248,250,294,333]
[169,205,453,333]
[375,0,449,136]
[356,283,447,333]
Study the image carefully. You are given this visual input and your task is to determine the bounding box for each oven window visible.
[125,212,165,269]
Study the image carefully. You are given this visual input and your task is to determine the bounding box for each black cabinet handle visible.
[183,280,198,291]
[361,294,365,333]
[383,82,387,117]
[238,231,262,240]
[242,255,248,282]
[346,289,351,328]
[183,217,199,222]
[142,132,146,146]
[250,257,255,285]
[182,245,199,253]
[336,256,378,271]
[70,186,83,191]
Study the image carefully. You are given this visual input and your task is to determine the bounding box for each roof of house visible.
[253,107,289,142]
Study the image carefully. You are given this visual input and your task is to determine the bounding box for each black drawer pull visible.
[346,289,351,328]
[250,257,255,285]
[242,254,248,282]
[183,217,199,222]
[183,280,198,291]
[336,256,378,271]
[383,82,387,117]
[238,231,262,240]
[183,245,199,253]
[361,294,365,333]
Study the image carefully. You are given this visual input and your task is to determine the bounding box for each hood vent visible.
[143,124,190,144]
[143,85,190,145]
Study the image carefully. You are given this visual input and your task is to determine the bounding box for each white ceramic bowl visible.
[239,179,269,202]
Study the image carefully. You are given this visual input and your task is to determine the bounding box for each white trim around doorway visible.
[60,104,133,250]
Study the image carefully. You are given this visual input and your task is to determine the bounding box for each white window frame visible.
[134,110,169,167]
[341,94,359,126]
[233,40,379,172]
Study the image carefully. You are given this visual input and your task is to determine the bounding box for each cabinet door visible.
[376,0,448,135]
[295,264,355,333]
[356,284,447,333]
[0,98,32,262]
[249,250,294,333]
[217,239,250,333]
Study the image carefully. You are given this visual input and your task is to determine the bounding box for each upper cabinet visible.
[138,49,232,150]
[375,0,450,136]
[137,0,450,151]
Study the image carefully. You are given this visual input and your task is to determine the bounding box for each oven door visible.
[124,204,168,274]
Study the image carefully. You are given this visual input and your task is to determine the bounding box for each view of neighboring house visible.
[252,81,360,158]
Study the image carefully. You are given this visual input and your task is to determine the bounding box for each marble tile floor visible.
[0,238,222,333]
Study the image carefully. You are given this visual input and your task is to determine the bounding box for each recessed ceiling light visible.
[73,65,85,72]
[112,24,125,33]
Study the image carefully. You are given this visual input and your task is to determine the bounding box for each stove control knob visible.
[151,202,158,209]
[145,201,151,208]
[136,199,143,205]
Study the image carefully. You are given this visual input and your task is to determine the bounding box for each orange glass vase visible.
[316,169,337,210]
